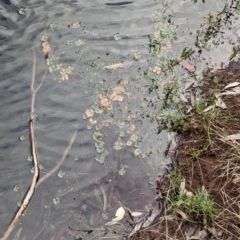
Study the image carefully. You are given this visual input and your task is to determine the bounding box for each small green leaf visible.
[114,33,121,41]
[27,156,33,161]
[32,113,38,120]
[67,40,73,45]
[95,154,105,163]
[20,135,25,141]
[48,66,53,73]
[41,35,48,42]
[13,186,19,192]
[58,170,66,178]
[134,51,142,60]
[53,197,60,205]
[39,165,44,170]
[75,156,79,161]
[18,8,26,15]
[17,201,22,207]
[50,24,56,29]
[118,164,127,176]
[75,39,84,46]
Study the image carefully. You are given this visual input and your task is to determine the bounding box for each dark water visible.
[0,0,237,239]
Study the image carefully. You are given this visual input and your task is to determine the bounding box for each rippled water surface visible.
[0,0,238,239]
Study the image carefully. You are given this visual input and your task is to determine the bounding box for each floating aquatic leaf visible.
[18,8,26,15]
[114,33,121,41]
[223,81,240,90]
[67,39,73,45]
[58,170,66,178]
[19,135,25,141]
[119,164,127,176]
[112,207,125,222]
[75,39,84,46]
[13,186,19,192]
[70,22,81,28]
[53,197,60,205]
[75,156,79,161]
[114,141,124,150]
[39,165,43,170]
[48,66,54,73]
[41,35,48,42]
[50,24,56,29]
[27,156,32,161]
[95,154,105,163]
[134,51,142,60]
[32,113,37,120]
[95,142,104,153]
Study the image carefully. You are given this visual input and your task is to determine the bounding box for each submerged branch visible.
[37,124,78,187]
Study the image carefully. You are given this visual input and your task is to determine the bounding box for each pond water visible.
[0,0,239,239]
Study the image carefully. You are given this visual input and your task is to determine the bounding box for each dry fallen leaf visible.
[223,81,240,90]
[180,93,188,103]
[180,180,186,191]
[112,206,125,222]
[216,91,237,98]
[176,209,187,220]
[232,86,240,94]
[105,221,122,226]
[181,60,196,72]
[225,134,240,140]
[215,98,226,109]
[132,212,144,217]
[103,61,133,70]
[203,105,215,112]
[184,81,195,91]
[128,221,143,238]
[190,91,195,107]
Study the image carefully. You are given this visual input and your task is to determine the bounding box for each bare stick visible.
[36,125,78,187]
[0,52,40,240]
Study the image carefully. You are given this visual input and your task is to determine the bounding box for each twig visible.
[36,125,78,187]
[0,52,40,240]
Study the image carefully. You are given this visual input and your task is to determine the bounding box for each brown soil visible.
[130,62,240,240]
[174,62,240,239]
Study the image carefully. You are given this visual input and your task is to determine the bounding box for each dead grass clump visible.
[172,65,240,239]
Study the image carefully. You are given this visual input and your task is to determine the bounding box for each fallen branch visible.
[1,50,79,240]
[0,52,40,240]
